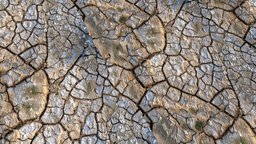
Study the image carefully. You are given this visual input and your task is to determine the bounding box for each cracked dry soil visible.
[0,0,256,144]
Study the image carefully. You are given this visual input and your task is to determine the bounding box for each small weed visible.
[148,40,157,48]
[14,105,20,111]
[235,137,248,144]
[215,0,225,4]
[22,102,36,114]
[119,15,128,24]
[195,120,205,131]
[189,107,197,115]
[113,44,123,58]
[116,27,125,37]
[0,67,5,75]
[23,103,32,111]
[12,62,18,67]
[0,118,4,124]
[115,44,123,50]
[113,71,118,77]
[116,31,122,37]
[116,7,124,12]
[31,86,38,94]
[147,27,159,35]
[25,85,39,96]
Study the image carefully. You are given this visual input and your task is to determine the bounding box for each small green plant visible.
[147,27,159,35]
[0,118,4,124]
[189,107,197,115]
[14,105,20,111]
[22,102,37,114]
[114,43,122,50]
[148,40,158,50]
[235,137,248,144]
[113,71,119,77]
[119,15,128,24]
[116,26,126,37]
[0,67,5,75]
[22,103,32,111]
[113,44,123,58]
[195,120,205,131]
[0,71,3,76]
[215,0,225,4]
[31,86,38,94]
[25,85,40,96]
[116,7,124,12]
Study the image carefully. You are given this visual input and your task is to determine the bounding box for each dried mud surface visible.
[0,0,256,143]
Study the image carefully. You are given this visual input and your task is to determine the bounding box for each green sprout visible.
[22,103,32,111]
[30,85,38,95]
[113,44,123,58]
[195,120,205,131]
[119,15,128,24]
[147,27,159,35]
[0,118,4,124]
[115,44,123,50]
[0,67,5,75]
[25,85,40,96]
[215,0,225,4]
[189,107,197,115]
[113,71,119,77]
[148,40,158,49]
[236,137,248,144]
[116,7,124,12]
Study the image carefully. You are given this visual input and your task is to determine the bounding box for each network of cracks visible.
[0,0,256,143]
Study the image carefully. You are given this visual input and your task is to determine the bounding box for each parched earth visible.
[0,0,256,143]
